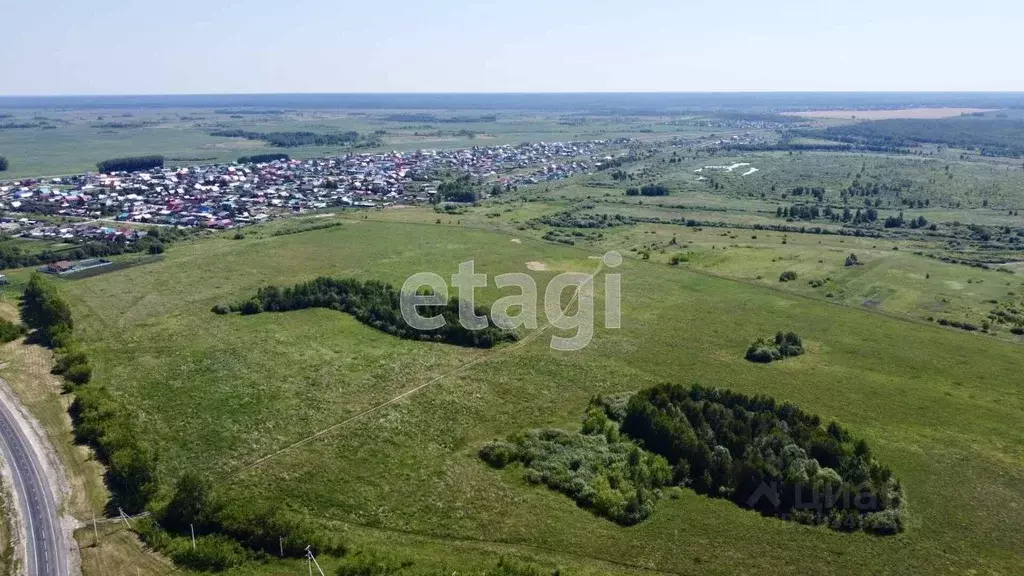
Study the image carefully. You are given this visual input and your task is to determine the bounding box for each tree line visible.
[209,129,367,148]
[216,276,518,349]
[237,153,289,164]
[21,273,156,513]
[96,155,164,173]
[619,383,905,534]
[626,184,669,197]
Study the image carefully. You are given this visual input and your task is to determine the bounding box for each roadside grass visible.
[52,219,1024,575]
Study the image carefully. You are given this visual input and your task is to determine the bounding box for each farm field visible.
[50,217,1024,575]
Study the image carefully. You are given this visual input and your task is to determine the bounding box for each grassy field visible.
[41,216,1023,575]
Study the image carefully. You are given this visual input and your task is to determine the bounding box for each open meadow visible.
[42,216,1024,575]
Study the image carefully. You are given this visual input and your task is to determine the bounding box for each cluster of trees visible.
[533,211,634,229]
[779,270,798,282]
[0,227,188,271]
[790,186,825,201]
[776,204,882,225]
[0,155,7,171]
[218,276,518,349]
[437,174,479,203]
[620,384,905,534]
[209,129,366,148]
[883,212,929,229]
[237,153,289,164]
[845,253,861,267]
[96,155,164,173]
[626,184,669,197]
[134,472,346,571]
[21,273,156,512]
[745,331,805,363]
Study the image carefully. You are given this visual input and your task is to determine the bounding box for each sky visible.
[1,0,1022,95]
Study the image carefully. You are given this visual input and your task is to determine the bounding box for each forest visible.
[221,276,518,348]
[96,155,164,173]
[815,117,1024,158]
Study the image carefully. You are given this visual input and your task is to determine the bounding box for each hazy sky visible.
[2,0,1021,95]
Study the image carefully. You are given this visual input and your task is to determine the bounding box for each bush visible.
[1010,326,1024,335]
[479,409,673,526]
[0,318,25,343]
[844,253,860,267]
[745,331,804,363]
[779,270,798,282]
[65,362,93,385]
[239,298,263,315]
[0,156,7,172]
[211,303,231,315]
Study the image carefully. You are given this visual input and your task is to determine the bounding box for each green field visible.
[52,217,1024,575]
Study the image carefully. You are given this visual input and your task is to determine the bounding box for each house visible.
[46,261,75,274]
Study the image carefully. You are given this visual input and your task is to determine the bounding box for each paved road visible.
[0,396,67,576]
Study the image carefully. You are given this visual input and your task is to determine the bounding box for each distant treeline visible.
[96,155,164,173]
[213,108,285,115]
[721,141,913,155]
[808,117,1024,158]
[217,276,518,349]
[0,155,7,171]
[209,129,364,148]
[626,184,669,197]
[380,113,497,123]
[90,121,158,129]
[237,153,289,164]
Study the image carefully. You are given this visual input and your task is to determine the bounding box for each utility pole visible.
[190,524,196,550]
[279,536,284,558]
[305,546,325,576]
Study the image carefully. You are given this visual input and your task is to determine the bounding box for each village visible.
[0,139,628,243]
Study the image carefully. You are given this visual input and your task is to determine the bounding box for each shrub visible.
[239,298,263,315]
[0,318,25,343]
[844,253,860,267]
[0,156,7,172]
[65,362,93,385]
[1011,326,1024,335]
[745,332,804,363]
[479,415,673,525]
[779,270,798,282]
[211,304,231,315]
